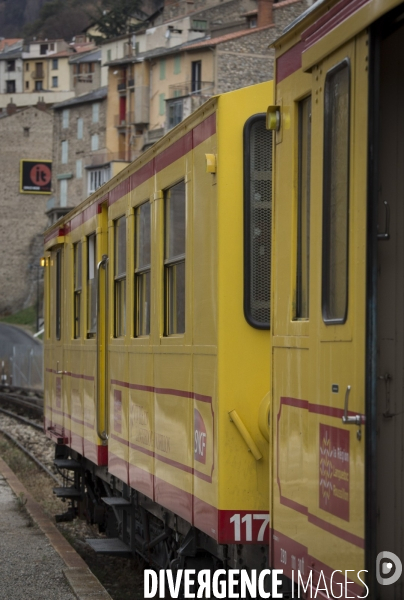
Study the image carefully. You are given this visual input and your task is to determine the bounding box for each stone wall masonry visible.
[0,107,52,315]
[162,0,256,26]
[52,98,107,211]
[216,0,310,94]
[273,0,311,33]
[216,27,275,93]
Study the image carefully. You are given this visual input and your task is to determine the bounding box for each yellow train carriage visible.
[270,0,404,596]
[43,81,273,564]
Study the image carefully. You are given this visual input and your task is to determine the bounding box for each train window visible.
[164,181,185,335]
[135,202,151,336]
[73,242,82,338]
[296,96,312,320]
[114,217,126,337]
[55,250,62,340]
[322,59,350,324]
[87,233,97,337]
[243,114,272,329]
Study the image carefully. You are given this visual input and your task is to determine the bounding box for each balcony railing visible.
[117,79,127,92]
[73,74,93,84]
[86,151,132,166]
[31,69,44,80]
[128,78,134,88]
[114,113,132,127]
[168,81,214,99]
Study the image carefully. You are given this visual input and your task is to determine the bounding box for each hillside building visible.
[0,105,53,315]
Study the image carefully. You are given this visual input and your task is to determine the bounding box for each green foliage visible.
[90,0,143,40]
[0,305,36,329]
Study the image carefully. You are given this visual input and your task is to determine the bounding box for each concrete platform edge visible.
[0,457,112,600]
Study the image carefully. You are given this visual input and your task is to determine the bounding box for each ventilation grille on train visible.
[244,115,272,329]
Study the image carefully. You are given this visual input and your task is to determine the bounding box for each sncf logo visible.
[194,409,207,464]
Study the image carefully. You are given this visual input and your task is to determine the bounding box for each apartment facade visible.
[49,87,108,223]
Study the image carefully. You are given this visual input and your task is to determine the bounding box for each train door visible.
[305,35,368,590]
[96,203,109,450]
[271,32,369,596]
[49,246,66,441]
[370,11,404,598]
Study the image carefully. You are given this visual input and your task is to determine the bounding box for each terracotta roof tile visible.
[0,38,23,52]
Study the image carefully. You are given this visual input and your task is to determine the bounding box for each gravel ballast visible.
[0,474,76,600]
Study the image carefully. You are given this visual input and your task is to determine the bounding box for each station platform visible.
[0,458,112,600]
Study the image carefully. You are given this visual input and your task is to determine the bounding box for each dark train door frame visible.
[367,6,404,596]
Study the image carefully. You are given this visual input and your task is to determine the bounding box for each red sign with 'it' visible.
[21,160,52,193]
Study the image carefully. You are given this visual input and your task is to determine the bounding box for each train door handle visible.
[56,361,65,375]
[342,385,365,440]
[377,200,390,240]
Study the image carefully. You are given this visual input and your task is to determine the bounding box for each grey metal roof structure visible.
[69,48,101,64]
[52,86,107,110]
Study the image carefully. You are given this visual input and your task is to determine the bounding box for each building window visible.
[25,62,29,72]
[107,49,111,62]
[87,233,97,336]
[76,159,82,179]
[40,44,48,55]
[322,59,350,324]
[25,81,29,90]
[91,133,99,151]
[35,80,43,91]
[35,62,43,78]
[296,96,312,320]
[50,43,54,51]
[191,60,201,93]
[135,202,151,336]
[92,102,100,123]
[174,55,181,75]
[77,118,83,139]
[23,127,30,137]
[52,58,58,70]
[249,16,257,28]
[165,181,185,335]
[55,250,62,340]
[6,60,15,72]
[73,242,82,339]
[114,216,126,337]
[159,93,165,116]
[60,179,67,207]
[88,166,110,194]
[6,80,15,93]
[61,140,68,164]
[52,76,58,88]
[192,19,207,30]
[168,99,183,129]
[243,114,272,329]
[62,109,69,128]
[160,59,166,80]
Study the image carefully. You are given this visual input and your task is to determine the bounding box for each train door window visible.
[164,181,185,335]
[322,59,350,324]
[87,233,97,337]
[73,242,82,338]
[243,114,272,329]
[135,202,151,336]
[296,96,312,319]
[56,250,62,340]
[114,216,126,337]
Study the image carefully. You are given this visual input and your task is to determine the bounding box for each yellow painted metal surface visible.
[44,81,273,544]
[271,0,377,589]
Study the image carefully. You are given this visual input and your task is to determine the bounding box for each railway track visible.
[0,386,43,415]
[0,387,59,483]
